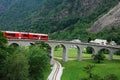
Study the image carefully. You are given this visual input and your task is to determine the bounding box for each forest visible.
[0,0,120,44]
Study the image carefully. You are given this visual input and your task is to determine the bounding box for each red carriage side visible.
[40,34,48,40]
[4,31,20,39]
[20,32,29,39]
[3,31,48,40]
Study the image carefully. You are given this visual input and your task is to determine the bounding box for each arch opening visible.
[54,44,66,60]
[98,48,110,59]
[30,43,34,45]
[113,50,120,60]
[54,44,68,62]
[9,43,19,47]
[82,46,95,59]
[68,45,79,60]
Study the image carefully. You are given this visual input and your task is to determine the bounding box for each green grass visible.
[54,48,92,58]
[44,67,51,80]
[53,48,120,80]
[60,60,120,80]
[54,48,120,80]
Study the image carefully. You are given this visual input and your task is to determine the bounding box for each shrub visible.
[103,74,118,80]
[92,52,105,63]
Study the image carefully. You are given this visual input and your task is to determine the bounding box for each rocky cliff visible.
[89,2,120,32]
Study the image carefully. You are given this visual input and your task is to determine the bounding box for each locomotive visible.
[3,31,48,40]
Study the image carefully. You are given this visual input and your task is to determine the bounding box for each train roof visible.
[29,33,48,36]
[4,31,20,33]
[4,31,48,36]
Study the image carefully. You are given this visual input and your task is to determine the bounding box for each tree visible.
[28,46,50,80]
[83,64,95,78]
[88,37,92,43]
[92,52,105,63]
[35,41,51,58]
[0,31,8,79]
[35,41,51,51]
[4,53,29,80]
[0,48,9,79]
[0,31,8,48]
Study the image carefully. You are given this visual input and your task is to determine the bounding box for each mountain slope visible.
[0,0,15,15]
[0,0,119,44]
[0,0,118,32]
[89,2,120,32]
[51,0,120,44]
[0,0,44,30]
[25,0,114,33]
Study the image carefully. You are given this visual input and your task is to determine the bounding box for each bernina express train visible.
[3,31,48,40]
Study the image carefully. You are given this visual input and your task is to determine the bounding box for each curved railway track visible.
[47,60,62,80]
[52,61,60,80]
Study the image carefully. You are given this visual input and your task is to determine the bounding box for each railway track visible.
[47,60,63,80]
[52,61,60,80]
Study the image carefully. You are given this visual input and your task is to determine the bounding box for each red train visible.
[3,31,48,40]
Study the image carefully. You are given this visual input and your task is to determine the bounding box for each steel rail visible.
[52,60,60,80]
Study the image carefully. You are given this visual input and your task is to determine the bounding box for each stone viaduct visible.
[8,39,120,63]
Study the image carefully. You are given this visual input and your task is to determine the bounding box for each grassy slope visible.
[60,60,120,80]
[44,67,51,80]
[54,48,120,80]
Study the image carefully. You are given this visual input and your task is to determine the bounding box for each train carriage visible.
[3,31,48,40]
[20,32,29,39]
[40,34,49,40]
[29,33,40,40]
[4,31,20,39]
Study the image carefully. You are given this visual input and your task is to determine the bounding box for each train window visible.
[41,36,47,38]
[33,35,38,37]
[7,33,15,37]
[23,34,28,37]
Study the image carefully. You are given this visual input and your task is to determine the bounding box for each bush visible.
[86,47,94,54]
[92,52,105,63]
[99,49,109,54]
[103,74,118,80]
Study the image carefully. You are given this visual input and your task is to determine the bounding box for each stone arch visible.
[60,44,66,55]
[76,46,80,59]
[68,45,80,60]
[83,46,96,53]
[54,44,63,58]
[98,48,110,59]
[30,43,35,46]
[109,49,120,60]
[54,44,68,61]
[76,46,82,61]
[98,48,110,54]
[86,46,95,54]
[9,43,19,47]
[82,46,96,59]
